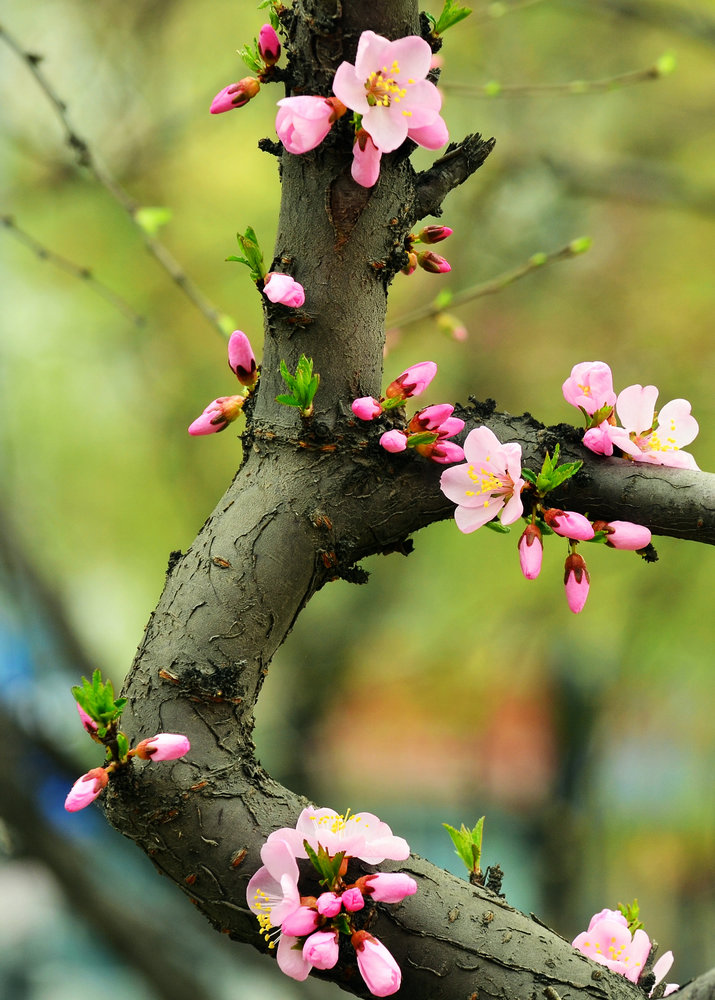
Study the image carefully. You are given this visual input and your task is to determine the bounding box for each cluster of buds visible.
[189,331,258,436]
[66,672,190,812]
[210,24,282,114]
[401,225,453,276]
[573,905,678,996]
[247,807,416,996]
[563,361,699,469]
[352,363,464,464]
[441,428,654,614]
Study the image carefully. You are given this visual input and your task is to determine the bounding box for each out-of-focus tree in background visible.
[1,1,713,997]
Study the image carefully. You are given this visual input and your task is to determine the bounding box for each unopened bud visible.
[210,78,260,114]
[258,24,281,66]
[401,250,418,276]
[564,552,590,614]
[415,225,453,244]
[417,250,451,274]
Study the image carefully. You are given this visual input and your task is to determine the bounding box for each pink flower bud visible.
[417,250,451,274]
[518,524,543,580]
[415,225,453,244]
[263,272,305,308]
[543,509,595,541]
[316,892,342,917]
[281,905,320,937]
[210,78,260,114]
[420,440,465,464]
[401,250,418,276]
[133,733,190,761]
[303,930,339,971]
[341,887,365,912]
[275,96,346,155]
[409,403,454,433]
[380,430,408,454]
[592,520,652,550]
[583,422,615,456]
[359,873,417,904]
[258,24,281,66]
[188,395,245,435]
[385,361,437,400]
[352,931,402,997]
[564,553,590,614]
[352,129,382,188]
[351,396,383,421]
[562,361,616,416]
[65,767,108,812]
[76,703,98,733]
[228,331,258,388]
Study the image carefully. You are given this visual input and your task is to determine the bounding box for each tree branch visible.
[415,133,496,218]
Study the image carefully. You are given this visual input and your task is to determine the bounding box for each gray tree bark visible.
[103,2,714,998]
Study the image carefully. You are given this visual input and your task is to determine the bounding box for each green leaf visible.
[406,431,439,448]
[116,731,129,762]
[304,841,346,888]
[433,0,473,34]
[276,355,320,417]
[231,227,266,282]
[275,393,301,407]
[618,899,644,933]
[443,816,484,873]
[134,206,172,237]
[238,40,262,75]
[520,468,537,485]
[534,446,582,495]
[485,520,510,533]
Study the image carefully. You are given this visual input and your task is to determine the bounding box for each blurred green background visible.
[1,1,713,998]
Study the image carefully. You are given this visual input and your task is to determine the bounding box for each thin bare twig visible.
[0,23,229,339]
[389,238,590,330]
[474,0,546,22]
[442,55,675,98]
[2,215,145,326]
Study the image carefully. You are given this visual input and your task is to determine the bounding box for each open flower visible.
[573,911,651,983]
[268,807,410,864]
[440,426,525,533]
[332,31,445,154]
[247,838,309,978]
[608,385,699,469]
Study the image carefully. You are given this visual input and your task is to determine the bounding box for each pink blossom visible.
[440,426,525,533]
[76,703,97,733]
[258,24,281,66]
[583,421,615,456]
[210,78,260,114]
[410,404,458,434]
[417,250,451,274]
[352,129,382,187]
[543,509,595,541]
[341,887,365,912]
[588,909,628,930]
[359,872,417,904]
[64,767,108,812]
[281,904,320,937]
[316,892,342,917]
[263,272,305,308]
[270,807,410,864]
[592,520,652,550]
[608,385,699,469]
[228,331,258,388]
[275,95,346,154]
[247,838,302,946]
[518,524,543,580]
[408,117,449,149]
[133,733,190,761]
[573,912,651,983]
[385,361,437,400]
[333,32,445,154]
[276,935,312,981]
[427,440,465,464]
[380,430,408,453]
[562,362,616,416]
[188,395,245,435]
[651,951,679,996]
[352,396,383,421]
[352,931,402,997]
[302,929,339,970]
[564,553,590,614]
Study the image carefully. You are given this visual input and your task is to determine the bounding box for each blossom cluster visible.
[211,27,449,189]
[188,330,259,436]
[573,908,678,996]
[563,361,699,469]
[352,361,465,464]
[247,807,416,996]
[440,426,653,614]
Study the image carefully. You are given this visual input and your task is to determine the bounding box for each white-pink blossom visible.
[268,807,410,864]
[332,31,446,154]
[608,385,699,469]
[562,362,617,416]
[440,426,525,533]
[573,911,651,983]
[247,837,308,977]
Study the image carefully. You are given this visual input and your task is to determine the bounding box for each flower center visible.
[252,888,280,947]
[464,462,508,504]
[364,62,408,108]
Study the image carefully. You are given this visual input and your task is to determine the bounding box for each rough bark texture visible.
[102,2,714,999]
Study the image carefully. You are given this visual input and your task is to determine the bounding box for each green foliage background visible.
[1,0,713,992]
